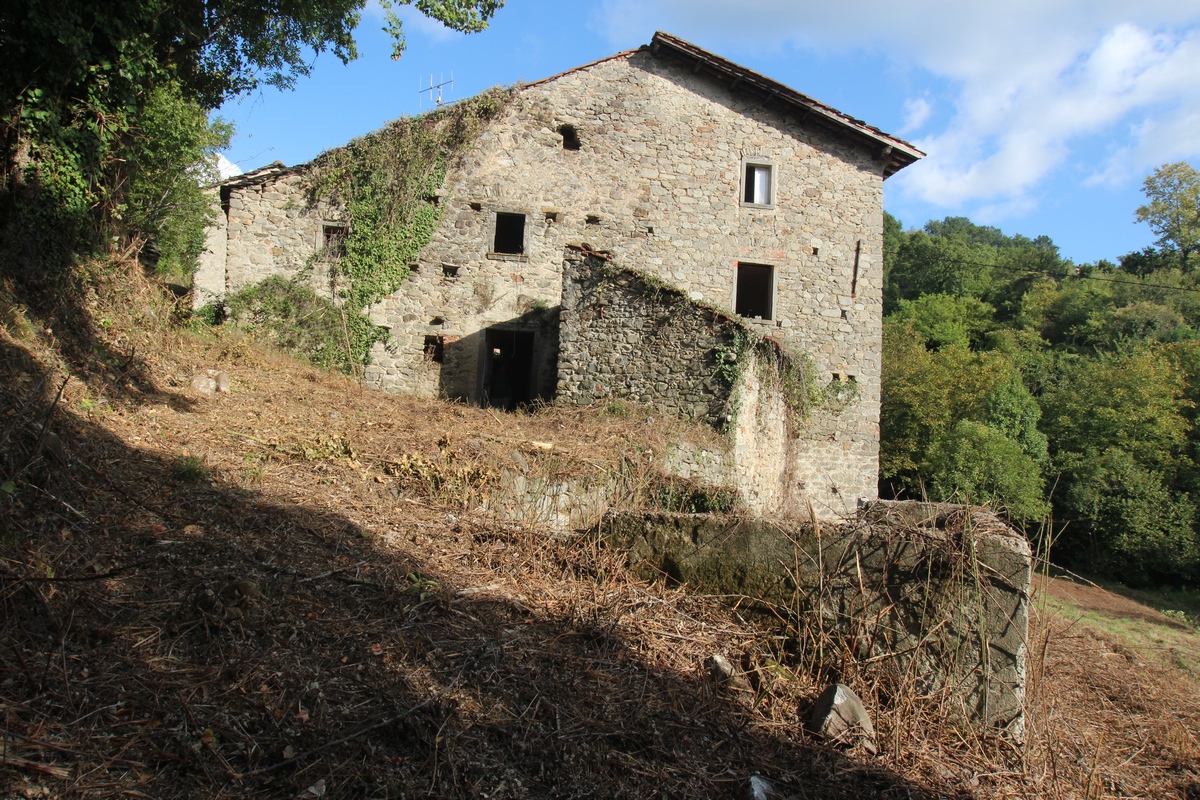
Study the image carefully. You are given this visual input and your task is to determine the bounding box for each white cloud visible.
[593,0,1200,215]
[898,97,932,136]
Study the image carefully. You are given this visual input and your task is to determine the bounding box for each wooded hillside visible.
[881,162,1200,587]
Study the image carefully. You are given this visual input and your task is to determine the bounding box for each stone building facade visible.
[197,32,922,517]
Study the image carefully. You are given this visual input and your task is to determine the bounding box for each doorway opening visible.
[483,328,536,410]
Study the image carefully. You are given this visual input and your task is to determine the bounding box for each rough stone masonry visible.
[197,32,923,520]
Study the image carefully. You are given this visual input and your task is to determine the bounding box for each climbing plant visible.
[305,87,515,313]
[225,88,516,370]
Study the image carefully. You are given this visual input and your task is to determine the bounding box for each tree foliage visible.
[882,185,1200,586]
[0,0,503,279]
[1136,162,1200,267]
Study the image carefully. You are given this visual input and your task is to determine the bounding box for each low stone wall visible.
[599,501,1031,735]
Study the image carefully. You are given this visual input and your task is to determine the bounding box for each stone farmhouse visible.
[195,32,923,518]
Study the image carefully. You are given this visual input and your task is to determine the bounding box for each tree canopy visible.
[1136,162,1200,268]
[882,166,1200,586]
[0,0,503,279]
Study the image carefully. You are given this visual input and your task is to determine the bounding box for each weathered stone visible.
[198,34,920,520]
[190,375,218,395]
[807,683,877,754]
[602,502,1031,734]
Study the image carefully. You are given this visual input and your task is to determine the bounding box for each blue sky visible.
[216,0,1200,265]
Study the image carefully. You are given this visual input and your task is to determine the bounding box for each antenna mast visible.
[419,73,455,109]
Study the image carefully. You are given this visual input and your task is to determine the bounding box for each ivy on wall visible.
[306,86,515,314]
[578,253,833,436]
[215,88,516,372]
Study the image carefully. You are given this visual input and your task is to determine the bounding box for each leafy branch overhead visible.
[1,0,504,282]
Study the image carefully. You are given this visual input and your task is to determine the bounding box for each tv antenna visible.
[420,73,454,109]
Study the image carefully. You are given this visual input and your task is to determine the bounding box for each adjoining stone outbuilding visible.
[196,32,923,518]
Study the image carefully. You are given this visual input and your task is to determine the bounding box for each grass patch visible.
[1039,591,1200,675]
[171,455,212,483]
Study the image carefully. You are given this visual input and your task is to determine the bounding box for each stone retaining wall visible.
[600,502,1031,735]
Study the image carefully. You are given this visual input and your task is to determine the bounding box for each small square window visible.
[557,124,581,151]
[741,161,774,207]
[322,225,347,258]
[735,262,774,320]
[493,212,526,255]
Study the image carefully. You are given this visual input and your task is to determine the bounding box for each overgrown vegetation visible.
[223,276,385,374]
[216,88,515,369]
[882,161,1200,587]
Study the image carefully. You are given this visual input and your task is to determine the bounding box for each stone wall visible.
[558,252,736,423]
[364,47,885,450]
[601,502,1031,736]
[193,188,226,310]
[209,44,890,511]
[559,254,872,518]
[222,171,348,301]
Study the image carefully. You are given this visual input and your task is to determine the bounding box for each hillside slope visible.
[1,265,1198,798]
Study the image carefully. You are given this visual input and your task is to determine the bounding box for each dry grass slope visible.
[1,259,1198,799]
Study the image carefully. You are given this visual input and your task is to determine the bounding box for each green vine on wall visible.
[712,323,827,434]
[300,86,516,365]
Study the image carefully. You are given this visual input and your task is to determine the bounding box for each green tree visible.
[1136,162,1200,269]
[927,420,1049,519]
[1041,344,1192,468]
[1,0,503,274]
[1058,447,1197,585]
[124,81,232,278]
[889,293,995,350]
[880,318,1048,518]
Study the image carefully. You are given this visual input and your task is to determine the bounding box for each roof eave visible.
[649,32,924,178]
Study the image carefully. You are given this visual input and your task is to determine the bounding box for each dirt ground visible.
[2,270,1199,799]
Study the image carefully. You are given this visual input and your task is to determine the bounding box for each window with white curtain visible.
[740,159,775,207]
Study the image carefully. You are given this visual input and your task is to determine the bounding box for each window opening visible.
[545,211,560,223]
[735,262,774,320]
[585,214,600,226]
[469,202,483,211]
[742,163,773,205]
[423,335,445,364]
[322,225,347,258]
[442,264,460,278]
[493,213,526,255]
[557,124,581,151]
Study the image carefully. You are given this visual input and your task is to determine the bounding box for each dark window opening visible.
[442,264,460,278]
[812,246,820,257]
[585,214,600,226]
[735,263,774,320]
[423,335,445,364]
[323,225,347,258]
[430,316,444,326]
[557,124,581,151]
[493,213,526,255]
[469,202,483,211]
[545,211,560,223]
[743,163,773,205]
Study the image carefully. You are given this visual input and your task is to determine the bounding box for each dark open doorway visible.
[483,328,536,410]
